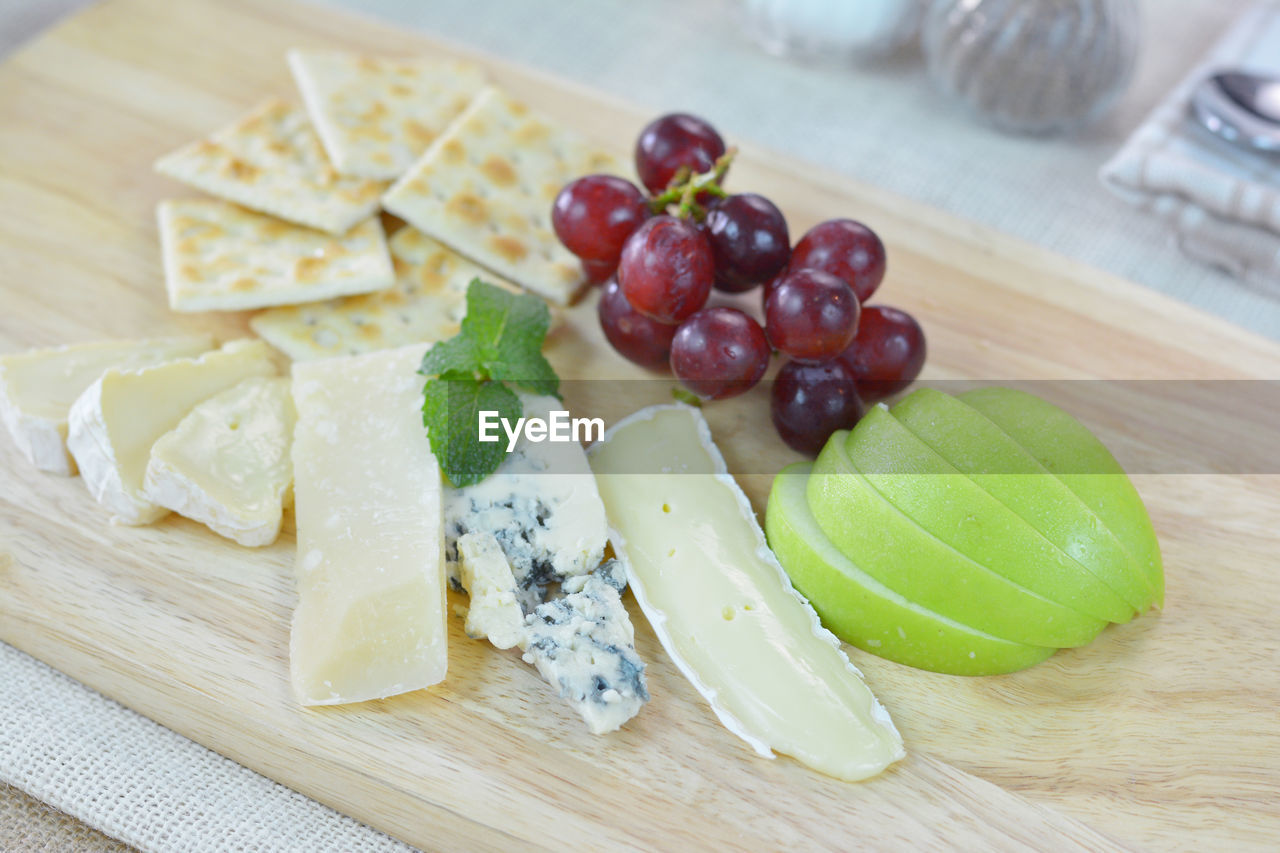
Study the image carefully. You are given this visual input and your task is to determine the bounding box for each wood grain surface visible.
[1,0,1278,850]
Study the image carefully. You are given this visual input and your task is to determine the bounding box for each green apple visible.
[808,432,1107,648]
[767,464,1055,675]
[842,407,1135,624]
[960,388,1164,608]
[891,388,1154,613]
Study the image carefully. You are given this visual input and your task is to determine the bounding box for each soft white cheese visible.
[143,376,295,547]
[588,405,905,781]
[65,340,277,525]
[289,343,447,705]
[0,336,212,475]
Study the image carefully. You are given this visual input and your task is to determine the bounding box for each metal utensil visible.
[1190,70,1280,153]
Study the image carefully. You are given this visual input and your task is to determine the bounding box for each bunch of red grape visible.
[552,113,926,456]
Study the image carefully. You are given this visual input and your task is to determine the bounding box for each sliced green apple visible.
[767,464,1054,675]
[890,388,1154,613]
[959,388,1164,608]
[809,433,1107,648]
[842,408,1134,624]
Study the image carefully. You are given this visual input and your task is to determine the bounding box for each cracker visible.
[154,98,388,234]
[382,86,626,305]
[288,49,486,180]
[250,227,517,360]
[158,199,395,312]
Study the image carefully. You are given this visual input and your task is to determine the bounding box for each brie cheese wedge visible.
[66,340,278,525]
[143,376,295,547]
[289,343,447,705]
[588,405,905,781]
[0,336,212,475]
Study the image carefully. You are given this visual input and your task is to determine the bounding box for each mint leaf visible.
[460,279,560,397]
[419,334,481,379]
[423,375,521,487]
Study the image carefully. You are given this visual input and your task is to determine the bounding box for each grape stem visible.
[649,147,737,220]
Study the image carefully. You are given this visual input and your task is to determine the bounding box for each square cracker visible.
[250,227,517,360]
[382,86,626,306]
[158,199,395,312]
[154,98,388,234]
[288,49,486,180]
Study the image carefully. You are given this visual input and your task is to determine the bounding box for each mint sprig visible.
[421,280,560,487]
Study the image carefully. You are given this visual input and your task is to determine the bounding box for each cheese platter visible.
[2,0,1279,850]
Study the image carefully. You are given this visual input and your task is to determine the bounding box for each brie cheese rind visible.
[456,531,526,650]
[522,563,649,736]
[0,336,212,475]
[444,393,607,611]
[66,340,277,525]
[289,343,447,705]
[588,405,905,781]
[143,376,295,547]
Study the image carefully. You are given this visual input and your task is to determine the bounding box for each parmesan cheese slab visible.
[382,86,626,305]
[588,405,905,781]
[154,99,388,235]
[250,228,514,360]
[144,376,295,547]
[66,340,278,525]
[288,49,486,180]
[0,336,212,475]
[289,343,447,705]
[158,199,395,312]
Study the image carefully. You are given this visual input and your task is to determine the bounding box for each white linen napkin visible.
[1101,0,1280,287]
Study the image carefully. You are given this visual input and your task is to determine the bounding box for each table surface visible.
[0,0,1276,850]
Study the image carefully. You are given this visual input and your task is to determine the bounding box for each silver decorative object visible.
[922,0,1141,135]
[742,0,928,61]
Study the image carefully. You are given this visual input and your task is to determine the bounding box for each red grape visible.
[704,193,790,293]
[670,307,771,400]
[764,268,861,363]
[788,219,887,302]
[598,277,679,370]
[552,175,648,263]
[771,360,866,456]
[618,215,714,324]
[635,113,726,194]
[836,305,926,403]
[581,258,616,285]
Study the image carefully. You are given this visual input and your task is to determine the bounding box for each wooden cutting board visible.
[2,0,1278,849]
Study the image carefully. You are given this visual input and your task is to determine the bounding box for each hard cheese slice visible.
[288,49,486,180]
[251,228,517,361]
[154,99,387,235]
[66,340,278,525]
[0,336,212,475]
[382,86,626,305]
[144,376,295,547]
[289,343,446,705]
[588,405,904,781]
[158,199,394,312]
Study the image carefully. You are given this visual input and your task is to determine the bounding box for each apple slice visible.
[843,408,1135,624]
[960,388,1164,609]
[810,432,1107,648]
[767,464,1055,675]
[891,388,1156,613]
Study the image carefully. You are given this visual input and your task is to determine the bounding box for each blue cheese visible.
[456,532,526,650]
[521,561,648,735]
[444,393,606,610]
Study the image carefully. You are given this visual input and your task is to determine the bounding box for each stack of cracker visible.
[152,48,627,360]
